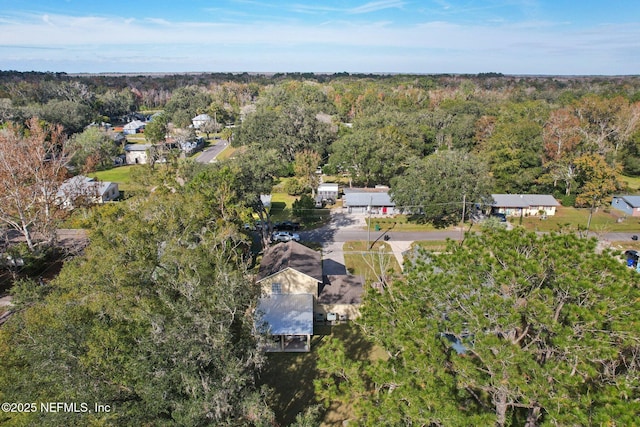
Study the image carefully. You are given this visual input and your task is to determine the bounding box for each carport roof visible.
[257,294,314,335]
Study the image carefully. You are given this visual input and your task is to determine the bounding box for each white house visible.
[124,144,152,165]
[316,183,339,204]
[57,175,119,209]
[123,120,146,135]
[491,194,560,217]
[342,186,396,214]
[191,114,212,129]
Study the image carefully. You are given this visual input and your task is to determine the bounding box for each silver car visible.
[271,231,300,243]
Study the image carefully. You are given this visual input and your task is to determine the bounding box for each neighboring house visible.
[178,138,205,156]
[491,194,560,217]
[57,175,119,209]
[124,144,152,164]
[611,195,640,217]
[316,183,339,204]
[342,186,396,214]
[191,114,212,129]
[260,194,272,209]
[123,120,146,135]
[255,241,363,352]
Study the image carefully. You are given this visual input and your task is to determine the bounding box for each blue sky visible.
[0,0,638,75]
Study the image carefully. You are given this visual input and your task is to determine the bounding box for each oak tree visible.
[0,118,71,252]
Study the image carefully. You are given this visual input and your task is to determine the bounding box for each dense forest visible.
[0,71,639,426]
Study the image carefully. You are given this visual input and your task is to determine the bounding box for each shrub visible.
[284,178,305,196]
[292,194,315,218]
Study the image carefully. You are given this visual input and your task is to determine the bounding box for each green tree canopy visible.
[70,126,120,172]
[317,229,640,426]
[0,191,274,426]
[391,150,493,227]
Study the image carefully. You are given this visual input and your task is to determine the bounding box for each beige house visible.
[256,241,363,352]
[124,144,152,165]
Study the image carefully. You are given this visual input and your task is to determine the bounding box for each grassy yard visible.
[90,165,136,190]
[619,174,640,193]
[124,134,147,143]
[365,215,452,232]
[410,240,451,253]
[343,241,401,285]
[269,185,331,229]
[213,144,239,161]
[257,323,386,426]
[517,206,640,233]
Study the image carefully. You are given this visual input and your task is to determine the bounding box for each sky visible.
[0,0,638,75]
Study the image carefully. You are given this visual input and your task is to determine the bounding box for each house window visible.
[271,283,282,294]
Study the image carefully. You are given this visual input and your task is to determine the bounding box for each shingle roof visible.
[343,187,395,207]
[318,275,364,305]
[491,194,560,208]
[257,241,323,282]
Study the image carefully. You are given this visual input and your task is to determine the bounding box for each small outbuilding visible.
[316,183,339,205]
[611,195,640,217]
[124,144,152,165]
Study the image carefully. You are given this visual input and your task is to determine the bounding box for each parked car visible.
[624,249,639,267]
[274,220,300,231]
[491,212,507,222]
[271,231,300,243]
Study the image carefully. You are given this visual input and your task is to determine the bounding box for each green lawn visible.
[619,174,640,193]
[365,215,452,232]
[410,240,451,252]
[269,190,331,229]
[257,323,385,426]
[343,241,401,285]
[124,134,146,143]
[212,144,238,161]
[90,165,136,190]
[517,206,640,233]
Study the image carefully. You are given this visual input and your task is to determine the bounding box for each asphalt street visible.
[195,140,229,163]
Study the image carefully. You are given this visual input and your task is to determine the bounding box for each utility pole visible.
[367,196,373,250]
[460,194,466,241]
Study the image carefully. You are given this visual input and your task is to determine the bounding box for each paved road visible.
[195,140,229,163]
[300,212,640,245]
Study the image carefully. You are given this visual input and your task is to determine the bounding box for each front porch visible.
[265,334,311,352]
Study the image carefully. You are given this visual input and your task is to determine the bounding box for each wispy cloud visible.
[0,4,637,75]
[348,0,406,14]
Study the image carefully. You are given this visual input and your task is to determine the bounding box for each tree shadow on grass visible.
[257,322,378,426]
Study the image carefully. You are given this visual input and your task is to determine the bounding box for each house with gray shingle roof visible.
[255,241,363,352]
[491,194,560,217]
[343,186,396,214]
[57,175,119,209]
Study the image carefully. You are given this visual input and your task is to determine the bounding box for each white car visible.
[271,231,300,243]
